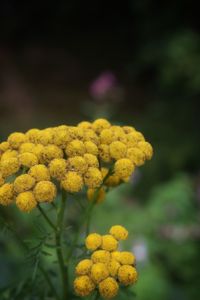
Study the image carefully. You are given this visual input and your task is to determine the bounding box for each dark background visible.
[0,1,200,299]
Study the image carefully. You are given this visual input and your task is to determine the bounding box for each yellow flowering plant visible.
[0,119,153,300]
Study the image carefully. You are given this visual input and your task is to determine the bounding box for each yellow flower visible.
[126,131,144,144]
[109,141,127,160]
[0,173,4,187]
[126,147,145,166]
[90,263,109,283]
[118,265,138,285]
[91,250,111,264]
[138,141,153,160]
[68,126,84,140]
[83,154,99,168]
[53,128,70,148]
[98,144,111,162]
[75,259,93,276]
[34,181,56,202]
[40,145,63,164]
[31,144,45,161]
[114,158,134,179]
[14,174,36,194]
[18,152,38,168]
[1,150,18,161]
[118,251,135,265]
[84,167,102,188]
[109,225,128,240]
[85,233,102,251]
[92,118,111,134]
[87,187,105,204]
[65,140,85,157]
[61,171,83,193]
[16,191,37,212]
[100,129,114,145]
[37,129,54,145]
[111,126,127,143]
[8,132,26,149]
[101,235,118,252]
[25,128,40,143]
[0,157,20,178]
[28,164,50,182]
[123,126,136,134]
[84,141,98,156]
[83,129,99,144]
[19,142,35,154]
[67,156,88,175]
[107,260,120,277]
[49,158,67,180]
[0,141,10,152]
[74,275,95,297]
[99,277,119,299]
[77,121,92,130]
[0,183,14,206]
[110,251,121,262]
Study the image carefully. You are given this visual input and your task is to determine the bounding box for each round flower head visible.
[40,145,63,164]
[28,164,50,182]
[91,250,111,264]
[61,171,83,193]
[99,277,119,299]
[100,129,114,145]
[126,131,144,144]
[126,147,145,166]
[83,154,99,168]
[87,187,105,204]
[49,158,67,180]
[31,144,45,161]
[67,156,88,175]
[8,132,26,149]
[101,235,118,252]
[114,158,134,179]
[118,251,135,265]
[19,142,35,154]
[90,263,109,283]
[85,233,102,251]
[0,141,10,152]
[111,251,121,262]
[65,140,85,157]
[25,129,40,143]
[75,259,93,276]
[1,150,18,161]
[105,174,120,187]
[84,167,103,188]
[109,225,128,240]
[37,129,54,145]
[0,183,14,206]
[53,128,70,148]
[92,118,111,134]
[107,260,120,277]
[78,121,92,130]
[0,157,20,178]
[138,141,153,160]
[16,191,37,212]
[111,126,127,143]
[123,126,136,134]
[84,141,98,156]
[118,265,138,285]
[83,129,99,144]
[98,144,111,162]
[0,173,5,187]
[34,181,56,202]
[14,174,36,194]
[74,275,95,297]
[68,126,84,140]
[109,141,127,160]
[18,152,38,168]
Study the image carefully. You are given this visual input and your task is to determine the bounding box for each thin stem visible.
[38,204,57,231]
[55,189,68,300]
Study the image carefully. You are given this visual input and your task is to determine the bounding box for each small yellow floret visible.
[119,251,135,265]
[74,275,95,297]
[16,191,37,212]
[109,141,127,160]
[0,183,14,206]
[0,142,10,152]
[111,251,121,262]
[123,126,136,134]
[84,141,98,155]
[61,171,83,193]
[84,167,103,188]
[8,132,26,149]
[85,233,102,251]
[0,158,20,178]
[98,144,111,162]
[138,141,153,160]
[40,145,63,164]
[114,159,134,179]
[49,158,67,180]
[92,118,111,134]
[107,260,120,277]
[126,147,145,166]
[83,129,99,144]
[67,156,88,175]
[100,129,114,144]
[76,259,93,276]
[25,128,40,143]
[18,152,38,168]
[109,225,128,240]
[53,128,70,148]
[91,263,109,283]
[14,174,35,193]
[19,142,35,154]
[78,121,92,129]
[91,250,111,264]
[34,181,56,202]
[83,154,99,168]
[1,150,18,161]
[65,140,85,157]
[37,129,54,145]
[28,164,50,182]
[101,235,118,252]
[99,277,119,299]
[118,265,138,285]
[87,187,105,204]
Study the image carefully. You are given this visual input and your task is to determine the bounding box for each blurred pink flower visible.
[89,71,117,99]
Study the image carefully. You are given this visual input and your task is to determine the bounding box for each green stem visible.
[55,190,68,300]
[38,204,57,231]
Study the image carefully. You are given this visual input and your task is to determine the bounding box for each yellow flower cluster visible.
[74,225,138,299]
[0,119,153,212]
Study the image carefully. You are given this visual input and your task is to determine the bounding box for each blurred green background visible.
[0,1,200,299]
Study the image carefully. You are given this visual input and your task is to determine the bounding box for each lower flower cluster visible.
[74,225,138,299]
